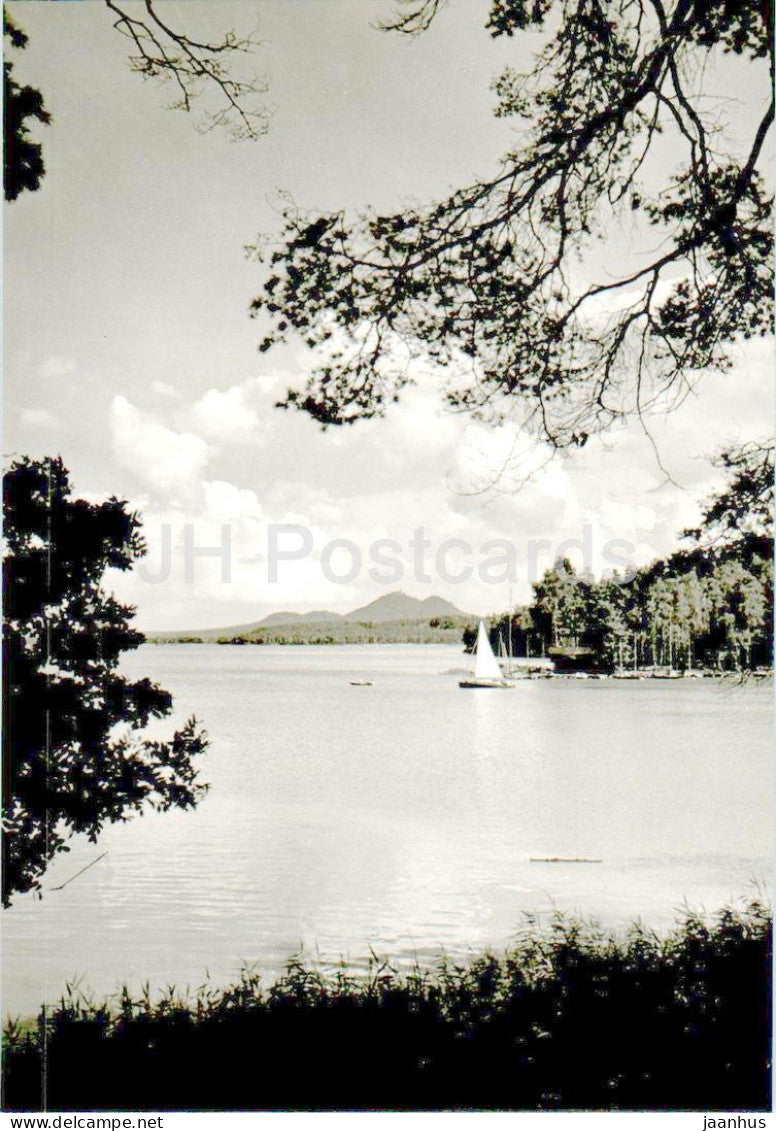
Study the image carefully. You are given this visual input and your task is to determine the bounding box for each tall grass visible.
[3,901,771,1111]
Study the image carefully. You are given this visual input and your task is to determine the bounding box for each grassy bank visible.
[3,903,771,1112]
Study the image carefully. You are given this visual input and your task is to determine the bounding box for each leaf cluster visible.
[3,13,51,202]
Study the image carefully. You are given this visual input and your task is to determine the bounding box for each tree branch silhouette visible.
[251,0,773,454]
[103,0,269,140]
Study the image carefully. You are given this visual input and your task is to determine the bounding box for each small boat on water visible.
[459,621,512,688]
[350,679,373,686]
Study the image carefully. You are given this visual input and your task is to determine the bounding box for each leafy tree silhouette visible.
[2,456,208,906]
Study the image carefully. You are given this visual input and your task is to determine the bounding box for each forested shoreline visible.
[470,532,773,673]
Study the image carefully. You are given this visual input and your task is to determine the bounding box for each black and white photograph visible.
[2,0,773,1116]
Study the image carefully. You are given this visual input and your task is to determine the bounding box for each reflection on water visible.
[2,644,771,1016]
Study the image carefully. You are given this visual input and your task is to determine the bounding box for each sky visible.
[4,0,774,629]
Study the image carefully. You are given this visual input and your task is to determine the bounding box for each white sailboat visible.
[459,621,512,688]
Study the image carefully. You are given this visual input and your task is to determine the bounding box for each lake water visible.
[2,643,772,1017]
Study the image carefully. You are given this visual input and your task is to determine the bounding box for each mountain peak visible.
[342,591,469,623]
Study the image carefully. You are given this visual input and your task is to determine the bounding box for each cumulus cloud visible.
[105,332,773,630]
[188,381,264,445]
[19,408,59,428]
[109,396,210,503]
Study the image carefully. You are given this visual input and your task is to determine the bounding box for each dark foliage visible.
[251,0,773,448]
[2,457,208,906]
[685,438,775,547]
[2,903,770,1111]
[3,13,50,202]
[480,541,773,673]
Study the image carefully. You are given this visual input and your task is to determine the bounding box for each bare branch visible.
[103,0,269,140]
[378,0,446,35]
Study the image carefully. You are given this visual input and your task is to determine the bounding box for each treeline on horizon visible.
[152,615,471,647]
[3,901,770,1112]
[471,532,773,672]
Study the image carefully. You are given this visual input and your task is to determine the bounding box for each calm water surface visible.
[3,643,772,1016]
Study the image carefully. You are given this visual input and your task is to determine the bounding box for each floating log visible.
[529,856,603,864]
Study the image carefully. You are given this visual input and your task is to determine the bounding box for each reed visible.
[2,901,770,1112]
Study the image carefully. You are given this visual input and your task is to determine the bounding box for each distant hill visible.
[342,592,467,623]
[148,591,474,643]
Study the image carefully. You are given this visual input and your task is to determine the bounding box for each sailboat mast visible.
[507,585,513,677]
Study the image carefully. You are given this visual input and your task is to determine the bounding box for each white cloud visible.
[202,478,258,517]
[38,356,77,380]
[19,408,59,428]
[109,396,210,503]
[103,333,774,630]
[188,382,263,444]
[151,381,181,399]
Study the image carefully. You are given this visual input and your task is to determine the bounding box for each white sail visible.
[474,621,503,682]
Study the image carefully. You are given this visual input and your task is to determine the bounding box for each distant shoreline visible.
[141,638,772,680]
[146,638,463,645]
